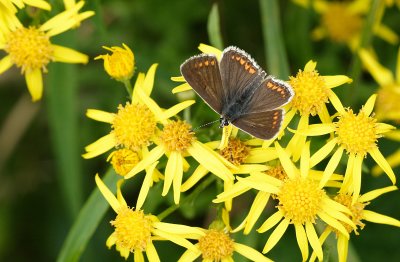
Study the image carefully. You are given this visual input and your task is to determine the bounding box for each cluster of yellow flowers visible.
[87,41,400,261]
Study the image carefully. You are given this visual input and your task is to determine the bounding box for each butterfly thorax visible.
[219,117,230,128]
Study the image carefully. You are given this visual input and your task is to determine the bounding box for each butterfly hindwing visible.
[231,109,284,140]
[245,76,294,114]
[180,54,224,114]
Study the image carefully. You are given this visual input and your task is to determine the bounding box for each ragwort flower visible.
[0,1,94,101]
[95,174,198,261]
[215,142,352,261]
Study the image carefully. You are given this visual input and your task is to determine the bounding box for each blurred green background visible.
[0,0,399,261]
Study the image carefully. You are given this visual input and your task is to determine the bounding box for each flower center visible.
[112,103,156,151]
[335,109,378,156]
[198,229,235,261]
[334,193,366,234]
[265,164,287,181]
[321,3,363,43]
[160,120,195,152]
[109,148,140,176]
[219,138,249,166]
[5,27,54,73]
[289,69,329,116]
[111,207,153,252]
[277,176,325,224]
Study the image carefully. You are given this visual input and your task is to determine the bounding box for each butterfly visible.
[180,46,294,140]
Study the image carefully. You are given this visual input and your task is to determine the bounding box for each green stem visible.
[346,0,381,106]
[259,0,290,78]
[123,79,133,98]
[157,175,216,221]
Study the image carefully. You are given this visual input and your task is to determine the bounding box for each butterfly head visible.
[219,117,230,128]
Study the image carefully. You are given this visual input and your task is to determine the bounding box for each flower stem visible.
[157,175,216,221]
[123,79,133,98]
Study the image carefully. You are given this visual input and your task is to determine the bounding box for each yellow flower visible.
[215,142,352,261]
[285,60,352,160]
[124,118,234,205]
[95,174,199,260]
[300,94,396,202]
[359,48,400,176]
[294,0,398,50]
[178,227,272,262]
[0,1,94,101]
[309,186,400,262]
[95,44,135,82]
[82,64,194,159]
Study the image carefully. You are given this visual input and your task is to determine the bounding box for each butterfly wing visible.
[231,109,283,140]
[219,47,265,113]
[180,54,224,114]
[245,76,294,113]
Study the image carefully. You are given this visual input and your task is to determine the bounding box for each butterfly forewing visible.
[219,47,265,110]
[180,54,224,114]
[245,76,294,114]
[232,109,284,140]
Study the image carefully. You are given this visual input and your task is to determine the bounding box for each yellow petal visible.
[363,210,400,227]
[318,104,332,124]
[351,154,363,204]
[125,145,164,179]
[236,176,280,194]
[132,72,145,102]
[24,0,51,10]
[134,250,144,262]
[145,242,160,262]
[53,45,89,64]
[305,222,323,261]
[161,100,195,120]
[358,186,398,202]
[300,141,311,178]
[95,174,121,212]
[322,197,351,215]
[181,165,208,192]
[275,142,297,179]
[171,76,185,82]
[136,161,158,210]
[173,153,184,204]
[294,224,309,261]
[362,94,377,116]
[337,234,349,262]
[25,69,43,101]
[318,210,351,237]
[245,147,278,163]
[214,181,251,203]
[178,246,201,262]
[198,43,222,59]
[397,47,400,83]
[154,222,205,238]
[82,133,116,159]
[233,164,268,174]
[359,48,394,86]
[310,138,338,168]
[292,123,335,136]
[319,147,343,188]
[172,83,192,93]
[328,89,345,114]
[219,125,233,149]
[142,63,158,96]
[374,24,399,45]
[86,109,114,123]
[0,55,13,74]
[234,243,272,262]
[369,146,396,184]
[136,88,164,122]
[187,141,233,181]
[375,123,396,134]
[262,218,289,253]
[152,229,197,252]
[322,75,352,89]
[242,192,270,234]
[304,60,317,72]
[258,211,284,233]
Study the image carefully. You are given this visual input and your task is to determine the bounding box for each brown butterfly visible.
[180,46,294,140]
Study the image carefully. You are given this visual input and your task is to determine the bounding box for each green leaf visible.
[259,0,290,78]
[207,3,224,50]
[57,170,119,262]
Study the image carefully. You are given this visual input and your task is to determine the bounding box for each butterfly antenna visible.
[192,119,220,131]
